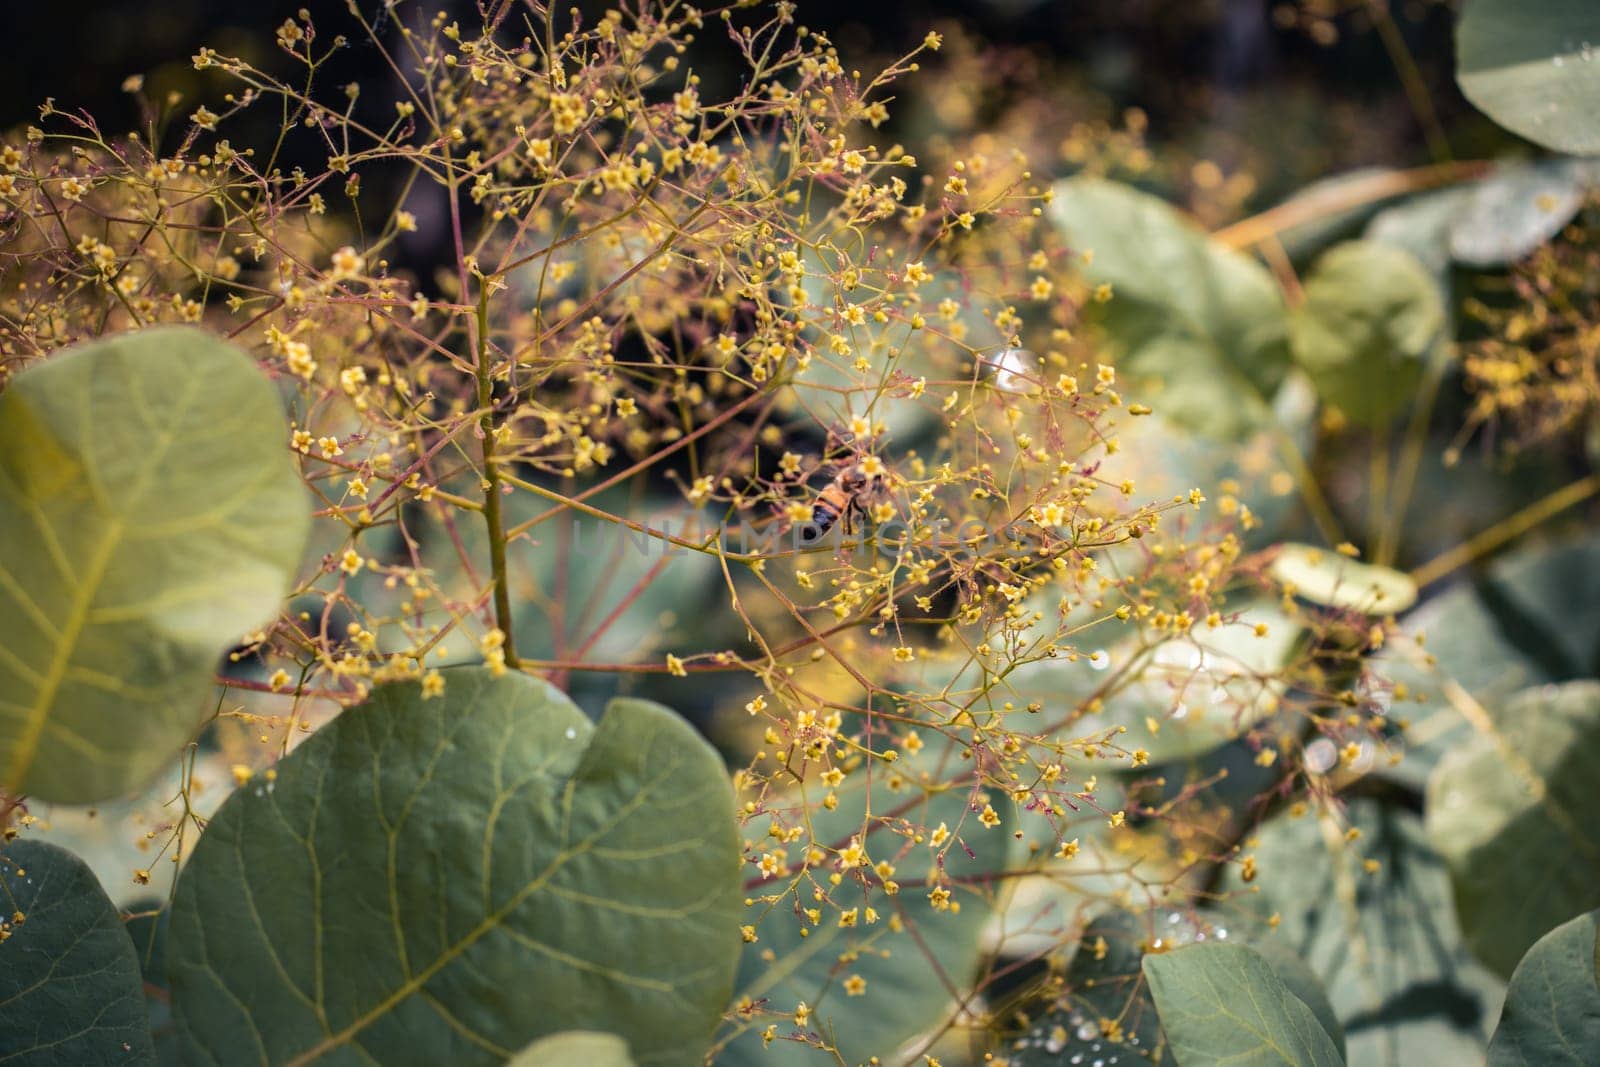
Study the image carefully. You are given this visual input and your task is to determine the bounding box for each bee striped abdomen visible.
[802,485,850,541]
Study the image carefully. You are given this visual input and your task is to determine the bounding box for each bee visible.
[799,458,886,543]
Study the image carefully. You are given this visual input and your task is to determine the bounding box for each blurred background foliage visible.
[6,1,1600,1064]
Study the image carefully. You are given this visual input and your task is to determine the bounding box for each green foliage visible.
[1009,909,1346,1065]
[1486,909,1600,1065]
[0,326,308,803]
[1269,544,1419,614]
[1445,159,1597,267]
[721,750,1011,1065]
[1288,241,1444,428]
[1457,0,1600,154]
[1143,942,1344,1066]
[166,670,740,1067]
[1427,681,1600,978]
[0,840,155,1065]
[1047,177,1292,439]
[1221,800,1505,1065]
[1010,909,1169,1062]
[1380,531,1600,789]
[9,1,1600,1061]
[1365,158,1597,286]
[509,1030,637,1067]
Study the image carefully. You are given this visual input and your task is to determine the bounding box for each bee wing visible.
[984,345,1038,389]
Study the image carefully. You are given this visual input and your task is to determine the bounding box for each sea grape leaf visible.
[1142,942,1345,1066]
[1047,177,1292,440]
[1221,800,1504,1066]
[1485,909,1600,1065]
[1426,681,1600,978]
[1289,241,1445,428]
[507,1030,636,1067]
[1457,0,1600,155]
[0,839,155,1064]
[0,326,308,803]
[719,747,1013,1066]
[167,669,740,1067]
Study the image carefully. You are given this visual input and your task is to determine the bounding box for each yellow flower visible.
[330,245,364,279]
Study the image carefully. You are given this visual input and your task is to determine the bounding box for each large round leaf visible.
[1143,942,1345,1067]
[1222,800,1505,1065]
[1289,241,1445,428]
[0,839,155,1064]
[1426,681,1600,978]
[1047,178,1292,441]
[167,669,740,1066]
[0,326,308,803]
[1485,909,1600,1065]
[1457,0,1600,155]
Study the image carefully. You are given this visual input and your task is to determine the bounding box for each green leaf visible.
[1009,909,1346,1064]
[1221,801,1505,1065]
[0,839,155,1064]
[1112,371,1318,549]
[1378,531,1600,790]
[1289,241,1444,428]
[1009,909,1173,1063]
[1426,681,1600,978]
[508,1030,637,1067]
[167,669,740,1067]
[1269,544,1418,614]
[0,326,309,803]
[1448,158,1597,267]
[939,594,1304,767]
[1271,167,1410,265]
[1486,909,1600,1065]
[1457,0,1600,155]
[1366,185,1472,282]
[1047,177,1292,440]
[719,746,1012,1066]
[1251,937,1348,1061]
[1143,943,1345,1066]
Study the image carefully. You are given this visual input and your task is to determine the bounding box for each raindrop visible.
[1076,1021,1100,1041]
[1304,737,1337,774]
[990,347,1037,391]
[564,727,577,740]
